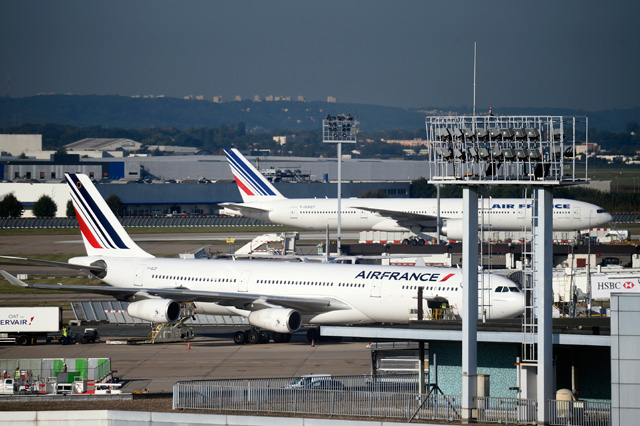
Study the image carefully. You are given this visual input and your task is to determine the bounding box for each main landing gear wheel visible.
[247,330,260,344]
[258,330,270,343]
[272,332,292,343]
[233,331,246,345]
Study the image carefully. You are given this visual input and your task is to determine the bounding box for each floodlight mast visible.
[323,114,358,255]
[426,114,589,424]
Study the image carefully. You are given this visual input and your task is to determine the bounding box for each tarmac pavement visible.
[0,326,372,393]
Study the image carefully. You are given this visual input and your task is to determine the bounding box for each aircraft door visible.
[239,270,251,292]
[360,209,368,219]
[290,207,298,219]
[134,264,146,287]
[573,206,581,219]
[370,280,381,298]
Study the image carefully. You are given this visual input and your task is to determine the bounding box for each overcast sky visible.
[2,0,638,111]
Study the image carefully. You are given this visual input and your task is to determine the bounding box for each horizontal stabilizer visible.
[0,255,105,272]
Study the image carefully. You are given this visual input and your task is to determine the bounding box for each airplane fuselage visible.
[79,256,524,323]
[233,197,612,236]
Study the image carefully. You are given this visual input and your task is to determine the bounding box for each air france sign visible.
[489,203,570,210]
[592,276,640,299]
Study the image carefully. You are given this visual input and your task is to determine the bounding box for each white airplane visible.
[222,149,613,241]
[1,173,523,344]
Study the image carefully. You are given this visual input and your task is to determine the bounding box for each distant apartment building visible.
[212,96,223,103]
[383,139,429,147]
[273,136,287,146]
[327,96,337,103]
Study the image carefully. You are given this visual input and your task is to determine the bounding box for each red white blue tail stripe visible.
[224,149,284,202]
[65,173,153,258]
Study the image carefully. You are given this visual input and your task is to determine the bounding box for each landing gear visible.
[258,330,270,344]
[233,331,246,345]
[402,237,425,246]
[272,332,292,343]
[233,327,292,344]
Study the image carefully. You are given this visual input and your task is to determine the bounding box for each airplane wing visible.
[218,202,271,214]
[351,206,439,230]
[0,270,351,315]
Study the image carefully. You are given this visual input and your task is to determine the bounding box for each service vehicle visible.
[0,307,62,345]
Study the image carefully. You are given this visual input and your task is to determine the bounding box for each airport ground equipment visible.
[0,306,61,345]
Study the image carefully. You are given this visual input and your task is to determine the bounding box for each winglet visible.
[0,270,29,287]
[224,149,285,202]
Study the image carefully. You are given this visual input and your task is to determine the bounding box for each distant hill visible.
[0,95,638,132]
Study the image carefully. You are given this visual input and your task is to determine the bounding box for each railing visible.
[0,216,272,229]
[549,399,611,426]
[172,374,461,422]
[476,396,537,424]
[173,378,613,425]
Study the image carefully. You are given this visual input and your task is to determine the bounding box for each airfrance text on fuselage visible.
[490,203,570,209]
[355,271,454,282]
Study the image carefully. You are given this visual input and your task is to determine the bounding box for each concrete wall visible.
[611,293,640,426]
[1,410,445,426]
[428,341,519,398]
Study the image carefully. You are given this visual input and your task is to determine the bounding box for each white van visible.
[0,378,14,394]
[283,374,331,389]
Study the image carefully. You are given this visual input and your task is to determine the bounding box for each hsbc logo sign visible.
[592,277,640,299]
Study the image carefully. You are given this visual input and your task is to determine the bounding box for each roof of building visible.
[65,138,141,151]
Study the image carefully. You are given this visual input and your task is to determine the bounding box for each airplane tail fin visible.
[224,148,285,203]
[65,173,154,258]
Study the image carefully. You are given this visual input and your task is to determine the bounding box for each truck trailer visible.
[0,307,62,345]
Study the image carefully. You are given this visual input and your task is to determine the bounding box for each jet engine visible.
[248,308,302,333]
[440,219,464,240]
[127,299,181,323]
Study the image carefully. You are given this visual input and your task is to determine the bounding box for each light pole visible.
[323,114,357,255]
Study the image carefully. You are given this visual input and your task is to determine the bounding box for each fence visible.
[476,396,537,424]
[173,377,613,425]
[0,216,273,229]
[549,399,611,426]
[173,374,460,422]
[0,358,111,382]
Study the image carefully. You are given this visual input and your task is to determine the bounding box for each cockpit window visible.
[597,209,606,214]
[509,287,520,292]
[495,286,504,293]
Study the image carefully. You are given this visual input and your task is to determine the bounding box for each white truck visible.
[0,307,62,345]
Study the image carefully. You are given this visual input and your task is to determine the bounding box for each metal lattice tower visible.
[426,114,589,423]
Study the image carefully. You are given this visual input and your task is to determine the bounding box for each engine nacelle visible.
[248,308,302,333]
[127,299,181,323]
[441,219,464,241]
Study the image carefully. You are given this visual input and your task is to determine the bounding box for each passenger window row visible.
[151,274,236,283]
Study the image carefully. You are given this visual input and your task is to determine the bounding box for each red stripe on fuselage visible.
[440,273,455,282]
[233,174,255,196]
[74,207,103,249]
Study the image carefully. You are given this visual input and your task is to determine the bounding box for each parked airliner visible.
[1,174,523,344]
[222,149,612,241]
